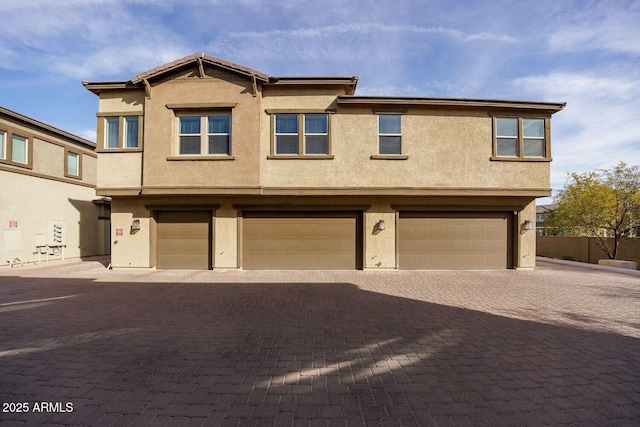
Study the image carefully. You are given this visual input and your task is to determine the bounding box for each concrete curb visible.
[537,256,640,278]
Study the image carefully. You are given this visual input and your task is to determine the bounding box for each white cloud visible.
[548,2,640,55]
[207,23,519,64]
[513,70,640,195]
[0,1,190,79]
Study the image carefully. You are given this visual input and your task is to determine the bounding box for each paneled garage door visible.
[242,212,361,270]
[156,210,211,269]
[398,212,512,269]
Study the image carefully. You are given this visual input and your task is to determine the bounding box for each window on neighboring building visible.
[272,113,330,156]
[178,114,231,156]
[65,149,81,178]
[100,115,142,150]
[11,134,28,164]
[0,127,32,168]
[378,114,402,155]
[494,117,548,159]
[0,130,6,159]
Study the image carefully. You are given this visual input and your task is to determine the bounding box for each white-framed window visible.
[494,117,547,159]
[101,115,141,150]
[67,151,80,177]
[0,130,6,159]
[124,116,139,148]
[378,114,402,155]
[0,127,32,168]
[11,134,28,164]
[273,113,329,156]
[178,114,231,155]
[304,114,328,155]
[105,117,119,149]
[522,118,545,158]
[207,115,231,154]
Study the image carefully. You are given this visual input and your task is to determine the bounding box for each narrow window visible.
[67,152,79,176]
[304,114,328,155]
[124,116,139,148]
[0,130,6,159]
[105,117,120,149]
[496,118,518,157]
[275,114,299,154]
[208,115,231,155]
[378,115,402,155]
[11,134,28,164]
[179,116,201,155]
[523,118,545,157]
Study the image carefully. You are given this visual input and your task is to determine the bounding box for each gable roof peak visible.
[130,53,270,84]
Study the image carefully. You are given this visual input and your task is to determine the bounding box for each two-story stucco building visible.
[83,53,565,270]
[1,107,109,266]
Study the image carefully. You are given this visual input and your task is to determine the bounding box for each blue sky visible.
[1,0,639,203]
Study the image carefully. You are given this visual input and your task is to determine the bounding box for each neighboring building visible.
[536,204,557,236]
[0,107,109,267]
[83,53,565,270]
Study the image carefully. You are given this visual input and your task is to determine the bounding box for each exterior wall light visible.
[131,219,141,231]
[523,220,534,231]
[377,219,386,230]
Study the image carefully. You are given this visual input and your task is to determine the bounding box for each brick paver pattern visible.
[0,259,639,426]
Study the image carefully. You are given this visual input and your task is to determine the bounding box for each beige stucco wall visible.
[98,90,145,113]
[141,67,262,189]
[260,108,550,190]
[0,171,100,266]
[97,152,142,189]
[110,198,151,268]
[516,199,538,269]
[364,205,396,269]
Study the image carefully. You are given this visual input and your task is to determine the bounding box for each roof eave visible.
[82,80,142,95]
[268,76,359,95]
[129,53,269,84]
[337,96,566,113]
[0,106,96,148]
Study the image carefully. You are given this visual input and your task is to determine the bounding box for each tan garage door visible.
[398,212,512,269]
[242,212,361,270]
[156,210,211,269]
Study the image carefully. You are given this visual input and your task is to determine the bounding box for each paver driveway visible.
[0,259,639,426]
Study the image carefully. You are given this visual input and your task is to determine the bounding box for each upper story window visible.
[494,117,549,160]
[99,114,142,151]
[0,126,32,168]
[178,114,231,156]
[65,149,82,179]
[11,134,28,164]
[270,113,331,158]
[0,130,5,160]
[378,114,402,155]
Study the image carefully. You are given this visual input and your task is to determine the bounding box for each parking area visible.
[0,258,639,426]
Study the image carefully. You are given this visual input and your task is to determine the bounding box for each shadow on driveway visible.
[0,276,639,425]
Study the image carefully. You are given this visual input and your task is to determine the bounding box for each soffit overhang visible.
[267,76,359,95]
[337,96,566,114]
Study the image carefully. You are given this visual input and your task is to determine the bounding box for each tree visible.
[545,162,640,259]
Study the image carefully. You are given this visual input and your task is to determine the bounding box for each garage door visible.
[242,212,361,270]
[398,212,512,269]
[156,210,211,269]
